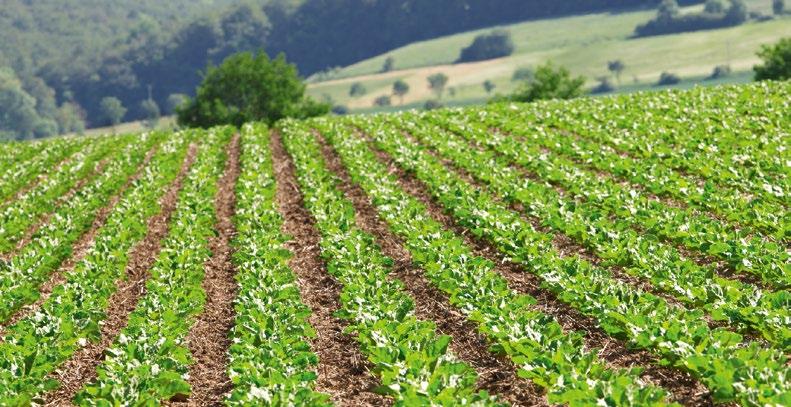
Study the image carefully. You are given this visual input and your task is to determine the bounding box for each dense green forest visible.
[0,0,703,139]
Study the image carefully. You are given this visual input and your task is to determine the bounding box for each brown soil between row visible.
[315,132,548,407]
[1,146,158,331]
[270,130,390,407]
[44,143,199,405]
[362,133,713,406]
[177,133,242,405]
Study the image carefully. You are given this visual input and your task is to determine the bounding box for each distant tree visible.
[423,99,444,110]
[373,95,392,107]
[724,0,748,23]
[754,37,791,81]
[448,87,457,98]
[506,62,585,103]
[592,76,616,94]
[140,98,161,128]
[392,79,410,104]
[99,97,126,129]
[483,80,496,94]
[382,56,395,73]
[512,67,534,82]
[177,52,328,128]
[704,0,727,14]
[774,0,786,15]
[349,82,367,97]
[166,94,188,115]
[707,64,732,80]
[457,30,514,63]
[427,73,449,98]
[656,71,682,86]
[607,60,626,83]
[657,0,681,21]
[56,102,86,135]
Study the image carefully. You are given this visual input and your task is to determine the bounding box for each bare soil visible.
[315,131,548,406]
[270,130,389,406]
[178,134,242,405]
[364,135,713,406]
[44,144,198,405]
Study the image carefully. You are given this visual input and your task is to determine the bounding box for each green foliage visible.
[636,0,748,37]
[99,97,127,126]
[381,56,395,73]
[607,59,626,83]
[754,37,791,81]
[511,66,534,82]
[774,0,786,15]
[427,73,449,98]
[0,67,59,140]
[392,79,410,104]
[483,80,496,94]
[349,82,367,97]
[373,95,392,107]
[55,102,85,135]
[177,52,328,128]
[656,71,682,85]
[165,94,188,115]
[707,64,732,80]
[506,62,585,103]
[140,98,160,129]
[457,30,514,63]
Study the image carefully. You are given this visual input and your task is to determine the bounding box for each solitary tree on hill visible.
[607,60,626,84]
[99,97,126,131]
[392,79,410,104]
[483,80,496,94]
[774,0,786,15]
[427,73,449,98]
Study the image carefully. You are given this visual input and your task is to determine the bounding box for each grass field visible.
[307,0,790,111]
[0,81,788,405]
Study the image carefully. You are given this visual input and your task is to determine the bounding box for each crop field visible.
[0,82,788,406]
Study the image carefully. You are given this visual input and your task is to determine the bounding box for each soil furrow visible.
[178,133,242,405]
[1,147,158,331]
[472,129,769,292]
[315,131,548,406]
[363,135,712,406]
[271,130,389,407]
[44,143,199,405]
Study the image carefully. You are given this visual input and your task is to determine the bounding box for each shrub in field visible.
[457,30,514,63]
[656,71,682,86]
[177,51,329,128]
[504,62,585,102]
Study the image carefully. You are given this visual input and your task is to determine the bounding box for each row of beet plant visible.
[76,127,232,403]
[398,113,789,350]
[0,134,128,253]
[446,110,789,290]
[353,116,790,406]
[0,132,164,323]
[0,136,90,203]
[281,119,498,406]
[0,132,192,404]
[225,123,331,406]
[319,118,673,407]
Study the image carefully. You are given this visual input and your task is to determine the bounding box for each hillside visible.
[307,0,790,111]
[0,81,788,404]
[2,0,698,140]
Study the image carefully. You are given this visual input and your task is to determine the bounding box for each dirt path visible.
[180,134,242,405]
[271,130,389,406]
[44,144,199,405]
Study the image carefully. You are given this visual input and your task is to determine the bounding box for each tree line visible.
[1,0,703,140]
